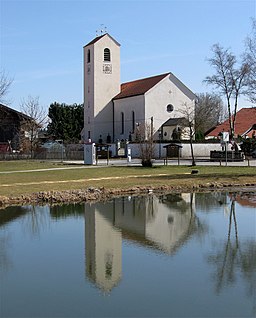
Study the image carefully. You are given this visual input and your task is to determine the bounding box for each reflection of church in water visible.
[85,193,199,293]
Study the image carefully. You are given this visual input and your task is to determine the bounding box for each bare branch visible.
[179,102,196,166]
[0,70,13,103]
[195,93,224,134]
[20,95,48,127]
[136,120,156,167]
[204,43,250,139]
[20,96,48,157]
[244,19,256,103]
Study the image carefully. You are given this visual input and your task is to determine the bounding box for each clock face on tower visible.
[103,63,112,74]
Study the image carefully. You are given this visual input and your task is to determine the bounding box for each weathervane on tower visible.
[96,24,107,37]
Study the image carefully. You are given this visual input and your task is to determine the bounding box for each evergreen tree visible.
[47,102,84,142]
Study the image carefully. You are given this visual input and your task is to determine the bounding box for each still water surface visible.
[0,191,255,317]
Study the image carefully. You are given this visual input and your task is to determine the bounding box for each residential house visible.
[205,107,256,139]
[0,103,34,151]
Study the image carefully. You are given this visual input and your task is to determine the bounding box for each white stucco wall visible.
[145,74,195,136]
[84,34,120,142]
[113,95,145,141]
[179,143,223,157]
[108,142,223,158]
[84,44,95,140]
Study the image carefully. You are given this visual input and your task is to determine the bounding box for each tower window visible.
[121,112,124,134]
[104,48,111,62]
[132,111,135,133]
[87,49,91,63]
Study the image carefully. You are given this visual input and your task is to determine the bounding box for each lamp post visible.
[56,139,64,162]
[158,129,162,159]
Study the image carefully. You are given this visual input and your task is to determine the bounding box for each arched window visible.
[104,48,111,62]
[121,112,124,134]
[132,111,135,132]
[87,49,90,63]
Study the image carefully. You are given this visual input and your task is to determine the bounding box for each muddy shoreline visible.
[1,180,256,208]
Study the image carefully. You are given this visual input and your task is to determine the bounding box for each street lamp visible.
[56,139,64,162]
[158,128,162,159]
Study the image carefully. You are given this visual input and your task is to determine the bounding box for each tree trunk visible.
[189,126,196,166]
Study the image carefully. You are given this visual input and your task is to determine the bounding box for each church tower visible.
[83,33,121,143]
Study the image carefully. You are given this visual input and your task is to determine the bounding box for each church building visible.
[83,33,196,143]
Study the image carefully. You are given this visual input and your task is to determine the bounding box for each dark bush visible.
[141,159,153,167]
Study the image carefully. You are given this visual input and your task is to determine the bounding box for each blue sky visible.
[1,0,255,112]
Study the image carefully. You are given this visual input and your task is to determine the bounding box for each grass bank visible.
[0,161,256,203]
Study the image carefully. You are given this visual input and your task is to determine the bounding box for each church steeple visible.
[83,33,121,142]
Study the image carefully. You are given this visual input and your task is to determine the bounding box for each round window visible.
[167,104,174,112]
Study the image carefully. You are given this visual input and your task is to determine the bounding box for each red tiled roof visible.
[230,193,256,208]
[206,107,256,138]
[114,73,170,100]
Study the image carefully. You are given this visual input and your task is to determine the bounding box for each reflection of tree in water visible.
[0,205,33,273]
[208,194,256,315]
[0,231,12,272]
[134,194,157,221]
[0,206,28,227]
[21,205,50,238]
[195,192,228,212]
[50,203,85,219]
[240,241,256,299]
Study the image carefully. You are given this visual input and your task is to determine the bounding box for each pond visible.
[0,191,255,317]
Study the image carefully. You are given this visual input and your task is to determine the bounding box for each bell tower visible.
[83,33,121,143]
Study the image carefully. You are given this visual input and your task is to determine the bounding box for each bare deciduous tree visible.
[136,118,155,167]
[180,102,196,166]
[195,92,225,137]
[204,44,250,140]
[0,69,13,103]
[244,19,256,103]
[20,96,48,157]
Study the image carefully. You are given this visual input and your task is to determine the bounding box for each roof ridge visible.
[121,72,170,86]
[84,33,120,47]
[114,72,170,100]
[83,33,106,47]
[0,103,33,120]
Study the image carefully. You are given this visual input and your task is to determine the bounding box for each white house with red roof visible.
[205,107,256,139]
[83,33,196,143]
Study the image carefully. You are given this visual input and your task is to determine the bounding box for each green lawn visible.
[0,160,64,172]
[0,160,255,197]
